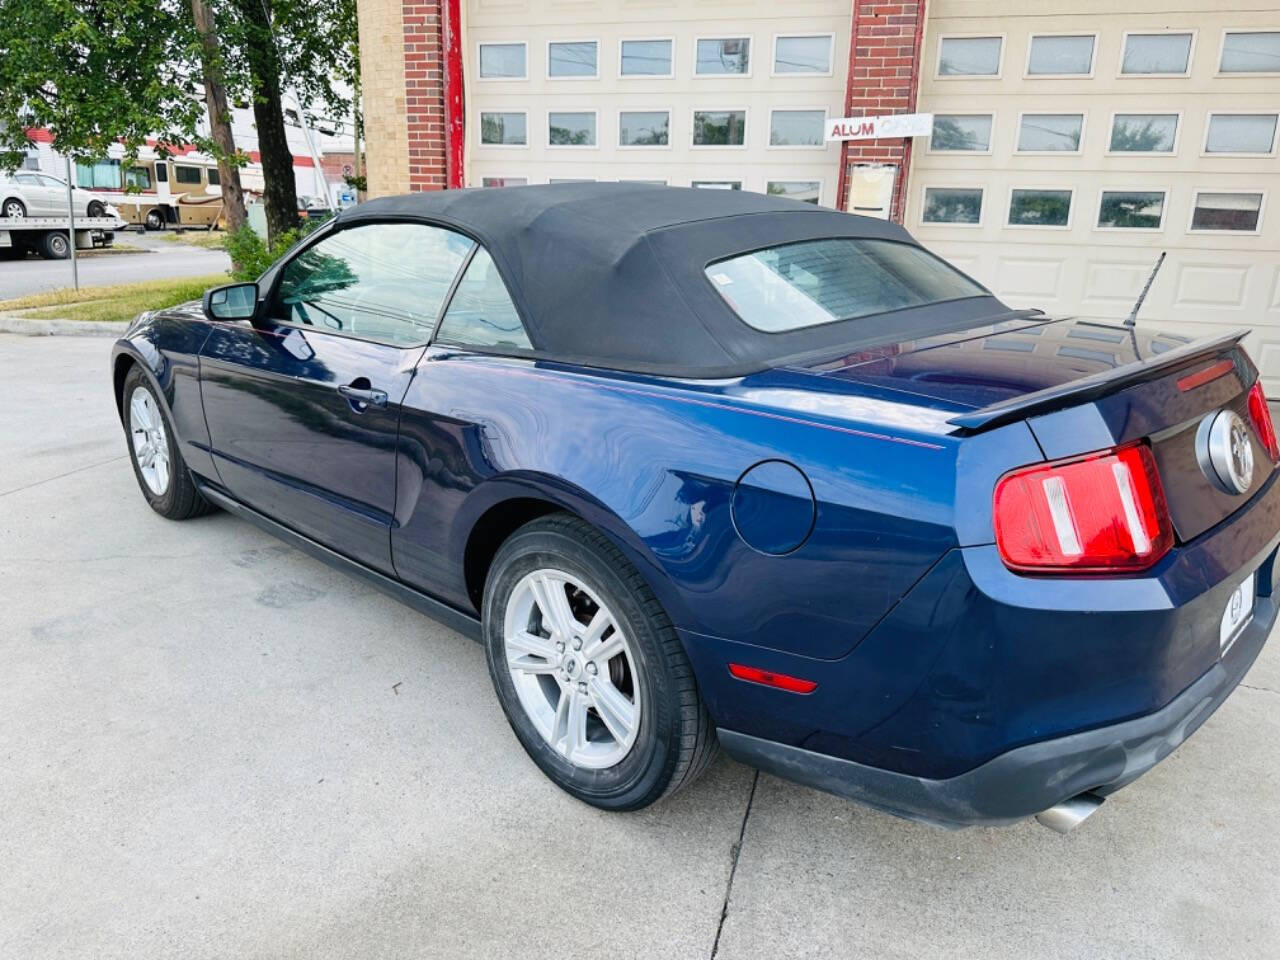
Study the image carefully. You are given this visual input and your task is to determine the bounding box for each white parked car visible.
[0,171,117,220]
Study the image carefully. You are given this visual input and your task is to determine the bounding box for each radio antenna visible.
[1125,251,1166,328]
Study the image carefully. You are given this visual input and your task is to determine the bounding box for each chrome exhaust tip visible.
[1035,793,1105,834]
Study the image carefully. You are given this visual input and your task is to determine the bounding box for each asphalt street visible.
[0,229,230,299]
[3,333,1278,959]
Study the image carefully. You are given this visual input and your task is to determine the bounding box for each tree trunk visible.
[190,0,247,235]
[352,68,365,203]
[234,0,299,243]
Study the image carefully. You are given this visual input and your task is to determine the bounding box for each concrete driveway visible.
[2,333,1278,959]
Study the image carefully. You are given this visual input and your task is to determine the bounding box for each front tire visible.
[144,209,164,231]
[87,200,105,218]
[482,513,717,810]
[121,366,215,520]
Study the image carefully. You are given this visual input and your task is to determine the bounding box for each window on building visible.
[766,181,820,204]
[479,42,527,79]
[480,112,528,146]
[619,111,670,146]
[1027,35,1095,75]
[706,239,986,333]
[548,112,597,146]
[922,187,983,224]
[1109,114,1178,153]
[206,167,221,186]
[938,36,1002,76]
[273,223,473,346]
[693,110,746,146]
[692,180,742,190]
[174,165,203,185]
[435,247,531,350]
[22,149,40,170]
[696,37,750,75]
[125,166,152,190]
[1190,192,1263,231]
[621,179,667,185]
[768,110,825,147]
[620,39,673,77]
[548,41,598,78]
[1220,31,1280,73]
[1121,33,1193,75]
[481,177,527,187]
[929,115,993,151]
[1205,114,1278,154]
[74,158,121,189]
[1008,189,1073,227]
[1097,190,1166,229]
[1016,114,1084,152]
[773,35,832,74]
[550,178,595,183]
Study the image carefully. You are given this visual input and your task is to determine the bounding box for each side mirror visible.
[203,282,258,321]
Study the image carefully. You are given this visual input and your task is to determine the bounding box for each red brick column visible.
[402,0,448,190]
[836,1,927,222]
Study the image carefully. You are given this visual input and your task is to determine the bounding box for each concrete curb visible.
[0,313,122,337]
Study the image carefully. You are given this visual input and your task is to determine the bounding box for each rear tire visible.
[482,513,717,810]
[121,366,216,520]
[2,197,25,219]
[37,231,70,260]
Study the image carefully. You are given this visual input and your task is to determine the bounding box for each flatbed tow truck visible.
[0,215,125,260]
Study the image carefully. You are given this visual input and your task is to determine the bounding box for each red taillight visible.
[1247,381,1279,463]
[993,443,1173,574]
[728,663,818,694]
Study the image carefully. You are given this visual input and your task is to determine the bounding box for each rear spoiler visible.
[947,328,1250,433]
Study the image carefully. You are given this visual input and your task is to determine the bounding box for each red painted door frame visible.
[443,0,465,189]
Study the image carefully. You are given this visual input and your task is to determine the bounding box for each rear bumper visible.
[718,584,1274,828]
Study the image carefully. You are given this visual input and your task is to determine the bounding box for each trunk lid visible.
[801,317,1272,543]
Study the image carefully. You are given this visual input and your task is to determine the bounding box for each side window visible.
[174,165,202,185]
[207,166,221,186]
[273,223,473,347]
[435,247,531,350]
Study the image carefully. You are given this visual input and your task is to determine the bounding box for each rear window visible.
[705,238,987,333]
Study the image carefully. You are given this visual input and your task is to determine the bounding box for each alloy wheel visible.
[3,200,23,219]
[129,386,171,496]
[503,568,641,769]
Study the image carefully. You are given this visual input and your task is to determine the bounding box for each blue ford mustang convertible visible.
[112,184,1280,831]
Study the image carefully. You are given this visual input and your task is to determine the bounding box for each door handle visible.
[338,383,388,408]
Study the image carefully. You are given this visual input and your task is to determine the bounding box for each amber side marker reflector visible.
[728,663,818,694]
[1177,359,1235,392]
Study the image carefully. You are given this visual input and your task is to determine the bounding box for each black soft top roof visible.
[339,182,1006,378]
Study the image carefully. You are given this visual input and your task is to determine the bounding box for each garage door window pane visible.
[693,111,746,145]
[481,177,527,187]
[479,43,526,78]
[621,39,672,76]
[1220,31,1280,73]
[481,112,527,145]
[619,111,669,146]
[767,181,820,204]
[938,37,1002,76]
[930,115,992,151]
[548,112,596,146]
[1028,35,1094,75]
[923,187,983,224]
[696,38,750,75]
[436,247,531,349]
[1017,114,1083,152]
[769,110,825,146]
[1121,33,1192,74]
[1205,114,1278,154]
[549,41,597,77]
[693,181,741,190]
[1109,114,1178,152]
[1191,193,1263,232]
[1098,191,1165,229]
[1008,189,1072,227]
[275,224,473,346]
[774,36,831,74]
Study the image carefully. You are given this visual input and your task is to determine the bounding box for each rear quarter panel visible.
[394,350,969,660]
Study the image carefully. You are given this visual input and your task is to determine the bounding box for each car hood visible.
[794,316,1197,411]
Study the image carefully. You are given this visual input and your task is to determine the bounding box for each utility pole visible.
[191,0,248,234]
[352,68,365,202]
[63,155,78,290]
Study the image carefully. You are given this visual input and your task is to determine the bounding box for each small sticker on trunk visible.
[711,273,733,286]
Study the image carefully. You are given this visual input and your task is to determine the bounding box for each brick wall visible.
[357,0,411,196]
[402,1,448,191]
[838,1,927,221]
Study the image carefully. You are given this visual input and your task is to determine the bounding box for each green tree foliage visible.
[0,0,205,169]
